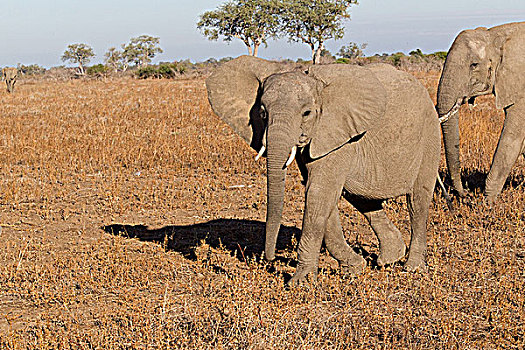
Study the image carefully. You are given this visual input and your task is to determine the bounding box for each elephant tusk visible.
[285,146,297,168]
[255,145,266,161]
[439,106,460,124]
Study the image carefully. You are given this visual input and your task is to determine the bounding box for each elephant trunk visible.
[265,124,295,261]
[437,52,468,196]
[441,113,466,196]
[436,52,466,116]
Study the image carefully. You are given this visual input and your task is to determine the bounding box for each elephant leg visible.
[345,196,406,266]
[485,102,525,203]
[404,149,439,272]
[288,158,348,285]
[324,201,366,275]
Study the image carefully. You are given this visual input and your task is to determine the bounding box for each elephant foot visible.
[341,255,366,276]
[404,255,428,273]
[287,262,318,287]
[483,194,498,206]
[377,240,406,267]
[455,188,468,198]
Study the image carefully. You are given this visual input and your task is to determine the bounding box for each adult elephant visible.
[206,56,440,282]
[437,22,525,203]
[2,67,18,93]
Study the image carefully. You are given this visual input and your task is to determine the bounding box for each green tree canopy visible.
[104,47,125,72]
[279,0,357,64]
[409,48,425,58]
[197,0,280,57]
[338,41,367,59]
[122,35,163,68]
[61,43,95,75]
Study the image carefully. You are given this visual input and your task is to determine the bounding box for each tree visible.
[279,0,357,64]
[17,64,46,76]
[61,43,95,75]
[121,35,163,68]
[409,48,425,58]
[338,41,367,59]
[197,0,280,57]
[429,51,448,60]
[104,47,125,72]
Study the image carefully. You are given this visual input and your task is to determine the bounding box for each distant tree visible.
[279,0,357,64]
[320,48,334,58]
[338,41,367,59]
[104,47,126,72]
[318,48,336,63]
[135,62,188,79]
[387,52,405,66]
[409,48,425,58]
[17,64,46,76]
[429,51,448,60]
[61,43,95,75]
[121,35,163,68]
[197,0,280,56]
[86,64,109,76]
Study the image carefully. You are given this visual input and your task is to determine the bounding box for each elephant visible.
[206,56,440,283]
[2,67,17,93]
[437,22,525,203]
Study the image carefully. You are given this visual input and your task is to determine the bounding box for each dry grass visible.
[0,72,523,349]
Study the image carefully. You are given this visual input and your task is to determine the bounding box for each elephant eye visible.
[470,62,479,69]
[303,110,311,117]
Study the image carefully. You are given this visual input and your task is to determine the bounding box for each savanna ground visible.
[0,70,523,349]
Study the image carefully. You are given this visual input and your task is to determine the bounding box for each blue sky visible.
[1,0,524,67]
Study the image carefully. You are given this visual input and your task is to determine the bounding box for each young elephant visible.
[206,56,440,283]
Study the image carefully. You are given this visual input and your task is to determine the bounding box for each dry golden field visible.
[0,71,523,349]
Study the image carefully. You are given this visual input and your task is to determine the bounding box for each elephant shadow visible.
[439,170,525,205]
[439,169,486,194]
[461,170,525,193]
[462,170,487,193]
[102,219,300,263]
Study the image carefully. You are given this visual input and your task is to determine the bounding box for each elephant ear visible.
[493,24,525,109]
[307,64,387,159]
[206,55,286,150]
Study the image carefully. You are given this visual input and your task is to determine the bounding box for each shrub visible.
[335,57,351,64]
[87,64,109,76]
[429,51,448,60]
[386,52,405,66]
[338,42,367,59]
[296,58,310,64]
[135,66,158,79]
[157,64,175,78]
[17,64,46,76]
[409,48,425,58]
[135,63,186,79]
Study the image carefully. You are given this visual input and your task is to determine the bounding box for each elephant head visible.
[206,56,386,260]
[436,22,525,196]
[206,56,288,152]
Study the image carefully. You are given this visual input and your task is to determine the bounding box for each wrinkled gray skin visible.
[207,56,440,283]
[437,22,525,203]
[2,67,17,93]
